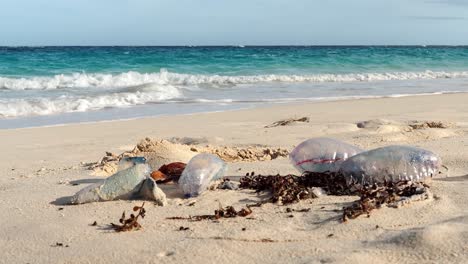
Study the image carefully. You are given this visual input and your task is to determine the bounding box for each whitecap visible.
[2,69,468,91]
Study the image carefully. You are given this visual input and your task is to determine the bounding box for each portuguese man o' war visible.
[178,153,227,197]
[117,156,147,171]
[289,137,364,173]
[339,145,442,185]
[67,161,167,205]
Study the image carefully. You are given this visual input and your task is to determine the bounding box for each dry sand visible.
[0,93,467,263]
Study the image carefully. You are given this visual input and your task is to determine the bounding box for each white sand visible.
[0,93,467,263]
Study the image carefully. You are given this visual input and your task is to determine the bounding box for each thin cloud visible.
[407,15,466,20]
[425,0,468,6]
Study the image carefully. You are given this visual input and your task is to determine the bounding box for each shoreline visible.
[1,91,466,130]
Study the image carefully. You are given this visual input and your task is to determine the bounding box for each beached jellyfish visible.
[178,153,227,197]
[289,137,364,173]
[67,163,167,205]
[339,145,442,185]
[117,156,147,171]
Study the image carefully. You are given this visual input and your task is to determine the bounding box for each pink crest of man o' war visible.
[289,137,364,173]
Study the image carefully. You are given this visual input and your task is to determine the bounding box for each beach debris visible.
[150,161,186,184]
[285,208,311,213]
[178,153,227,197]
[289,138,364,174]
[66,163,167,205]
[110,203,146,232]
[357,119,455,132]
[240,172,352,205]
[167,205,252,221]
[342,181,431,222]
[150,170,167,182]
[265,117,310,128]
[179,226,190,231]
[240,174,316,204]
[218,179,240,190]
[340,145,442,185]
[51,242,69,248]
[85,151,122,174]
[239,171,431,221]
[157,162,186,183]
[408,120,454,129]
[310,187,326,197]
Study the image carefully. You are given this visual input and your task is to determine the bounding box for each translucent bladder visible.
[340,145,442,185]
[178,153,227,197]
[289,137,364,173]
[67,163,166,205]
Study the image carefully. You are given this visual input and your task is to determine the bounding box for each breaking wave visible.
[0,83,182,118]
[1,69,468,119]
[0,91,462,118]
[2,69,468,90]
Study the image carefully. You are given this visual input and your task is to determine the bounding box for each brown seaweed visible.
[110,203,146,232]
[238,172,430,222]
[239,171,353,204]
[265,117,310,128]
[167,205,253,221]
[342,181,429,222]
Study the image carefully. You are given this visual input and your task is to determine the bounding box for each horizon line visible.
[1,44,468,48]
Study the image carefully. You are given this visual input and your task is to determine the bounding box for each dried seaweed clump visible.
[239,172,431,222]
[167,205,252,221]
[84,151,126,173]
[265,117,310,128]
[342,181,430,222]
[239,172,353,205]
[240,174,314,204]
[110,203,146,232]
[409,121,453,129]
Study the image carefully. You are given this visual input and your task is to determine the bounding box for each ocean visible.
[1,46,468,128]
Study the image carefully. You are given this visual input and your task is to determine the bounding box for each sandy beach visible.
[1,93,467,264]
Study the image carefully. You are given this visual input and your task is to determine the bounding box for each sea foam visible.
[1,69,468,119]
[2,69,468,90]
[0,83,181,117]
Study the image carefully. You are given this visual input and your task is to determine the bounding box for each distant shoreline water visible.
[1,46,468,128]
[1,91,465,130]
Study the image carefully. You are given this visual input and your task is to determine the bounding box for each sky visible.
[0,0,467,45]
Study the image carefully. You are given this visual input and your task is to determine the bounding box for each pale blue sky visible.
[1,0,467,45]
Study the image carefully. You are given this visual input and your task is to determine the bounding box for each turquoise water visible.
[1,46,468,128]
[2,46,468,76]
